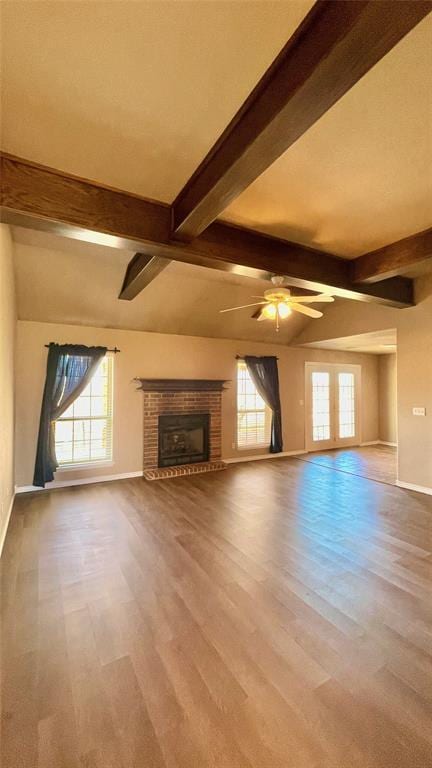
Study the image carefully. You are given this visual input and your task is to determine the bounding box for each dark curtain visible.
[244,355,283,453]
[33,344,107,487]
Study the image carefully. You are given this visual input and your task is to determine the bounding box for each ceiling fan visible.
[220,276,335,331]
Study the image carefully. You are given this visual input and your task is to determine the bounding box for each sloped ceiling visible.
[0,0,313,202]
[2,1,431,331]
[2,1,430,260]
[12,228,312,344]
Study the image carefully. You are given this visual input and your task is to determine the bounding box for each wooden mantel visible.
[135,378,229,392]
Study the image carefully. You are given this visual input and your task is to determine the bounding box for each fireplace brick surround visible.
[136,379,228,480]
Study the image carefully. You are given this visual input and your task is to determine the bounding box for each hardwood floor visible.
[1,458,432,767]
[295,444,397,486]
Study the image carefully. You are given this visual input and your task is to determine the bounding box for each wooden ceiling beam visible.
[183,222,413,307]
[172,0,432,240]
[352,228,432,283]
[0,153,172,247]
[0,153,413,307]
[119,253,171,300]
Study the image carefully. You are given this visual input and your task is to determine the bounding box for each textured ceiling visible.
[222,15,432,257]
[11,228,312,344]
[0,0,313,202]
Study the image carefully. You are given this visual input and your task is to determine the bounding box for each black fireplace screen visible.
[158,413,210,467]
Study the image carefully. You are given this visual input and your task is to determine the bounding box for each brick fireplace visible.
[136,379,228,480]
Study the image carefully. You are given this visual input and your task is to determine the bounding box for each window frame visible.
[236,360,271,450]
[54,353,114,470]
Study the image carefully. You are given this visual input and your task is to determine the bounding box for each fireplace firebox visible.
[158,413,210,467]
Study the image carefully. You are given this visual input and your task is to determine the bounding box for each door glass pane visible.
[338,372,355,438]
[312,371,330,441]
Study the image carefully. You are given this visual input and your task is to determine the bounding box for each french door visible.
[305,363,361,452]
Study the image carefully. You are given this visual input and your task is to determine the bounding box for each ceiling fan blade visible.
[289,294,335,303]
[290,303,323,319]
[220,301,268,313]
[251,308,265,321]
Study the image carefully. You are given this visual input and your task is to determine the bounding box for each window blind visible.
[55,354,114,466]
[236,361,271,448]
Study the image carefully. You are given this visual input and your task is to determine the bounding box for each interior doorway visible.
[300,331,398,486]
[305,362,361,452]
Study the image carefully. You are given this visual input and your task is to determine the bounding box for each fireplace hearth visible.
[158,414,210,467]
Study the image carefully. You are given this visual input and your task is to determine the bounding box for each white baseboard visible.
[16,471,143,494]
[224,450,307,464]
[396,480,432,497]
[361,440,397,448]
[12,462,431,500]
[224,442,397,463]
[0,492,15,557]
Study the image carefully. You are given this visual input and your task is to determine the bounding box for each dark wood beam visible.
[119,253,171,300]
[183,222,413,307]
[0,153,171,248]
[352,228,432,283]
[0,153,413,307]
[172,0,432,240]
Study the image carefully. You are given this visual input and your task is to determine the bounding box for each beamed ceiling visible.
[11,228,309,345]
[223,14,432,257]
[1,0,432,343]
[1,0,314,202]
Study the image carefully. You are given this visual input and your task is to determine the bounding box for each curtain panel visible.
[33,344,107,488]
[244,356,283,453]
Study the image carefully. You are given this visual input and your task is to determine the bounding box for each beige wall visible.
[15,320,380,488]
[295,274,432,489]
[0,225,16,551]
[379,354,397,445]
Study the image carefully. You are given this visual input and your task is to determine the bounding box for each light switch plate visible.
[413,407,426,416]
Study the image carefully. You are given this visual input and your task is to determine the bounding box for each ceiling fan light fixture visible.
[220,276,331,328]
[277,302,291,319]
[262,303,277,319]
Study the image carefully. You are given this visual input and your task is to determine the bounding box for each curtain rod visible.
[236,354,279,360]
[44,344,121,353]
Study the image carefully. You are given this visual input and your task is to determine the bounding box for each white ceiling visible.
[300,329,397,355]
[11,227,311,344]
[0,0,313,202]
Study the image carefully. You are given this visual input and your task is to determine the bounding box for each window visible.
[338,372,355,439]
[236,361,271,448]
[305,362,360,451]
[55,355,114,466]
[311,370,331,442]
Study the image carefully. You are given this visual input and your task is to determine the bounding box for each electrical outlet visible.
[412,407,426,416]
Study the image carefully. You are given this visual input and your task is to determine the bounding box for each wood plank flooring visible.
[1,457,432,767]
[294,444,397,486]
